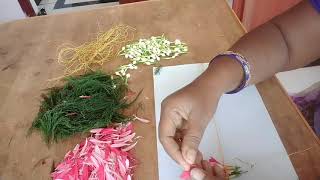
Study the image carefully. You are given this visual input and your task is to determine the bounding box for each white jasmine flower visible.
[175,39,181,45]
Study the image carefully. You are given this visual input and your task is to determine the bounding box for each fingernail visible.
[210,162,216,167]
[191,168,205,180]
[183,163,190,171]
[186,149,197,164]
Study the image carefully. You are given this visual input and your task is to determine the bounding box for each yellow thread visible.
[214,120,230,179]
[50,25,135,81]
[288,147,312,156]
[214,121,225,165]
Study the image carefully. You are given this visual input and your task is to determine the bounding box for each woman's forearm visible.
[204,0,320,93]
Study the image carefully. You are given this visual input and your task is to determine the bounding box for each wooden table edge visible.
[273,77,320,145]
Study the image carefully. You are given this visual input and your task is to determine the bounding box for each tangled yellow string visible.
[52,25,135,80]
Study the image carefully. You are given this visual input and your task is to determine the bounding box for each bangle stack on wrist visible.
[210,51,251,94]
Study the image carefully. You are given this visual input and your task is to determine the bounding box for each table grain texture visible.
[0,0,319,179]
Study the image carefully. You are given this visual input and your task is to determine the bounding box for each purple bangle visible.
[310,0,320,13]
[210,51,251,94]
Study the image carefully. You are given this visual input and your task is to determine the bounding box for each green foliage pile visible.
[31,72,135,143]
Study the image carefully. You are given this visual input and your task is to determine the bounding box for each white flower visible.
[120,36,187,76]
[126,74,131,78]
[164,40,170,45]
[141,57,147,62]
[152,47,157,52]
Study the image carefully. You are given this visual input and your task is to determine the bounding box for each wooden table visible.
[0,0,319,179]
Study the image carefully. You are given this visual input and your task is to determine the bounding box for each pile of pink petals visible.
[180,157,222,180]
[52,123,139,180]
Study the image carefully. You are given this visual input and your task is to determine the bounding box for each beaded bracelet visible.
[210,51,251,94]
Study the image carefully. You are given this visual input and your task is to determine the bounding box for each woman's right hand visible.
[159,57,244,170]
[159,76,223,170]
[191,160,227,180]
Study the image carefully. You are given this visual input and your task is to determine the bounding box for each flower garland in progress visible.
[52,123,138,180]
[180,157,247,180]
[30,72,137,143]
[53,24,135,80]
[116,35,188,77]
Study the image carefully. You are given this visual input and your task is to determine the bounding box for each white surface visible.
[0,0,26,23]
[52,2,119,14]
[276,66,320,94]
[40,0,58,5]
[38,3,56,13]
[39,0,119,15]
[154,64,297,180]
[65,0,97,4]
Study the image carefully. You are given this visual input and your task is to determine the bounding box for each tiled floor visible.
[37,0,119,14]
[37,0,233,15]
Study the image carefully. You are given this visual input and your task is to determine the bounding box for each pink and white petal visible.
[121,141,138,152]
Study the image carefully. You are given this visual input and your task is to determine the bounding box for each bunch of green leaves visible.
[228,166,248,179]
[30,72,136,143]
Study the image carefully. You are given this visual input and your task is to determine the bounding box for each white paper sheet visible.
[153,63,298,180]
[276,66,320,94]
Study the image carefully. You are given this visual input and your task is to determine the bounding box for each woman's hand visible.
[159,58,243,170]
[191,161,227,180]
[159,80,221,170]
